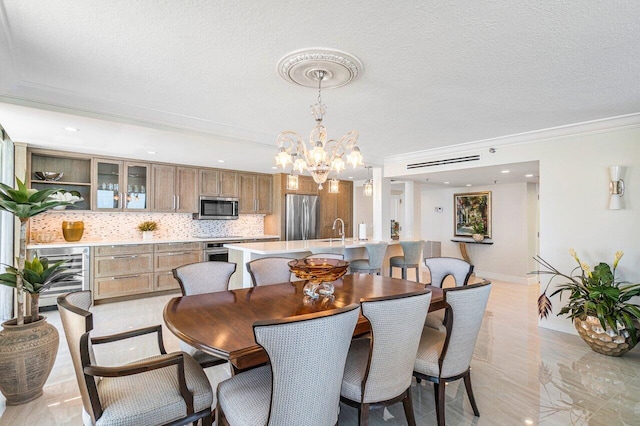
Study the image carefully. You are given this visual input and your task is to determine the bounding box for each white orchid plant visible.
[49,190,84,204]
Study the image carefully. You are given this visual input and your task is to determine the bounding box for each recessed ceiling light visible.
[444,181,450,184]
[525,174,534,177]
[348,176,353,179]
[465,184,472,187]
[147,151,157,155]
[64,127,79,132]
[218,160,225,163]
[525,420,533,425]
[501,170,510,174]
[271,166,277,170]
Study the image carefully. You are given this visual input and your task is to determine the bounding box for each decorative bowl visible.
[289,258,349,298]
[31,231,57,243]
[34,171,64,181]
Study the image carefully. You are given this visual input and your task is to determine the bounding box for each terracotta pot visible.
[0,315,59,405]
[574,316,639,357]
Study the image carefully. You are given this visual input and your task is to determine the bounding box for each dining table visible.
[163,274,444,372]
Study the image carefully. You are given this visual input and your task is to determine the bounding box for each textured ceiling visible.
[0,1,639,179]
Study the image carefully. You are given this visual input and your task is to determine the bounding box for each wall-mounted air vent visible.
[407,155,480,170]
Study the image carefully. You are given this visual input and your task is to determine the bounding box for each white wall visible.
[388,118,640,334]
[421,182,532,283]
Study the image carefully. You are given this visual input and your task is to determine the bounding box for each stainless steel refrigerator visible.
[285,194,319,241]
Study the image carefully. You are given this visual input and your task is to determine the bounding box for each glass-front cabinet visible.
[93,159,150,211]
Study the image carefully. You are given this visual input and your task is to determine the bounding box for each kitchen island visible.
[225,239,404,289]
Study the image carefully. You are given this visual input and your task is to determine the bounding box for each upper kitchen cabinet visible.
[200,169,239,197]
[152,165,198,213]
[29,150,92,210]
[318,179,353,238]
[93,159,150,211]
[239,173,272,214]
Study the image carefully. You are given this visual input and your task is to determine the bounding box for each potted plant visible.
[470,217,485,242]
[0,177,73,404]
[535,249,640,356]
[137,220,158,240]
[48,190,84,210]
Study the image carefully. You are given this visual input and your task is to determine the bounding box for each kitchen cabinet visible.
[93,158,150,211]
[153,242,203,291]
[92,245,154,300]
[318,180,353,239]
[239,173,272,214]
[29,150,92,210]
[200,169,239,197]
[152,165,199,213]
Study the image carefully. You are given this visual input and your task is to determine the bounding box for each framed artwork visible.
[454,191,491,238]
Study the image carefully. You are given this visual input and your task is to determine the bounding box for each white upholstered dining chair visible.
[424,257,474,331]
[246,256,295,286]
[216,304,360,426]
[57,290,214,426]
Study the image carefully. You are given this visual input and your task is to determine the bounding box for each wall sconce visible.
[363,166,373,197]
[286,173,299,191]
[608,165,624,210]
[328,177,339,194]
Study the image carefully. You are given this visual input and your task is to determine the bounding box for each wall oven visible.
[204,241,241,262]
[195,196,239,220]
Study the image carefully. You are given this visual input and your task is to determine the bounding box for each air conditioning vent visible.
[407,155,480,169]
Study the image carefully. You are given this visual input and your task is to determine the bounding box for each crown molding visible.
[384,112,640,165]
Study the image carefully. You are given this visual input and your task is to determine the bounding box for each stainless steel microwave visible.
[194,196,239,220]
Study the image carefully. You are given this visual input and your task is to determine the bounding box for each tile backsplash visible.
[30,211,266,242]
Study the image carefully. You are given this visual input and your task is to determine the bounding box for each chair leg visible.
[415,267,420,282]
[434,382,446,426]
[463,371,480,417]
[389,266,393,277]
[401,267,407,280]
[359,403,370,426]
[402,389,417,426]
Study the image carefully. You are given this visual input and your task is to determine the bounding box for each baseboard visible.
[538,318,577,335]
[473,270,533,285]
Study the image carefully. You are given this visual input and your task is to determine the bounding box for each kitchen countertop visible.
[225,238,400,255]
[27,235,281,249]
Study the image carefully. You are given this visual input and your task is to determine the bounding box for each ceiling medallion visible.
[277,48,364,89]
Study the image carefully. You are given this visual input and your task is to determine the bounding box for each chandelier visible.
[275,49,364,190]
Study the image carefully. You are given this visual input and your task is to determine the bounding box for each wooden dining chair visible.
[340,290,432,425]
[57,291,214,426]
[413,282,492,426]
[216,304,361,426]
[173,261,237,368]
[246,256,295,286]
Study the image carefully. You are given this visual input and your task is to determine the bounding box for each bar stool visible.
[350,242,388,275]
[389,240,424,282]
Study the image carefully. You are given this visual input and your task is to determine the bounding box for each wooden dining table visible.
[163,274,444,371]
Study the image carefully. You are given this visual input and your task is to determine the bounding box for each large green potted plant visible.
[0,177,73,404]
[536,249,640,356]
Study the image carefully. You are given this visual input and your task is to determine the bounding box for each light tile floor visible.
[1,280,639,425]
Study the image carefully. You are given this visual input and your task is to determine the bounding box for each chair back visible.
[398,240,424,265]
[246,257,294,286]
[173,261,237,295]
[440,282,491,378]
[360,291,431,403]
[365,242,388,269]
[305,253,345,260]
[254,304,360,426]
[424,257,474,288]
[57,291,101,423]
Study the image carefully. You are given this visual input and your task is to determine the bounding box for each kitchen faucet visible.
[332,218,345,242]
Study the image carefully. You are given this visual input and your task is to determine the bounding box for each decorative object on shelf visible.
[288,258,349,298]
[62,221,84,242]
[534,249,640,356]
[49,190,84,210]
[275,49,364,190]
[454,191,491,238]
[137,220,158,240]
[608,165,625,210]
[0,177,73,404]
[30,230,57,243]
[34,171,63,181]
[363,166,373,197]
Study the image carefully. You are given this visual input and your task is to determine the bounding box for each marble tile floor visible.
[1,280,639,425]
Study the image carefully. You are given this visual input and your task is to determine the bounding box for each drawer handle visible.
[165,251,192,256]
[112,255,139,259]
[112,274,140,280]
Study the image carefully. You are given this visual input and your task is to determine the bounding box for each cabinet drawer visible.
[154,242,203,253]
[154,272,181,291]
[94,253,153,278]
[94,273,153,300]
[94,244,152,257]
[154,250,202,272]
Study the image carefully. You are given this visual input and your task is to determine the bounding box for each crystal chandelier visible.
[363,166,373,197]
[275,69,363,190]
